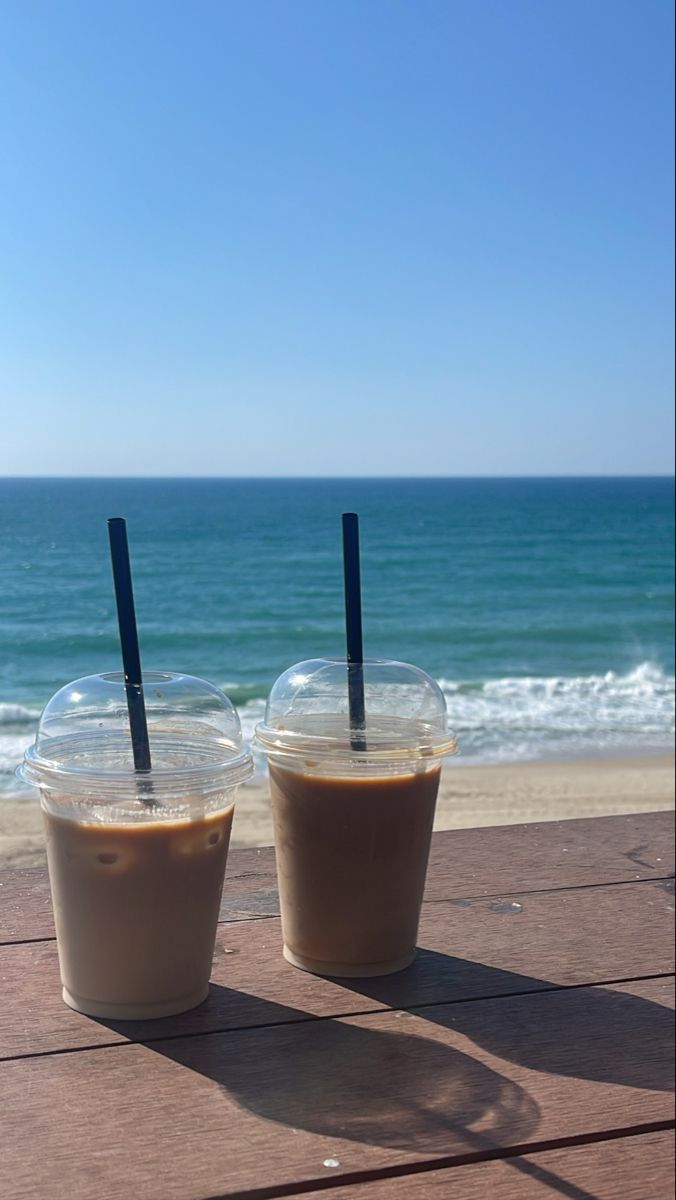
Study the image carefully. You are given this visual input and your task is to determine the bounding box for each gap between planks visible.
[3,969,673,1064]
[3,871,674,948]
[176,1121,676,1200]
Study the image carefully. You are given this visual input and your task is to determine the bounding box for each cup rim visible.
[19,733,254,797]
[253,719,457,764]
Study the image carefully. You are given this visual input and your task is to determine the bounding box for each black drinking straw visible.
[107,517,152,775]
[341,512,367,751]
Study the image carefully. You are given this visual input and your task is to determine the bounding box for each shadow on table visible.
[95,951,672,1164]
[351,949,676,1094]
[129,982,541,1157]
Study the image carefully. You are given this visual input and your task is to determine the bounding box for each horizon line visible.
[1,472,674,481]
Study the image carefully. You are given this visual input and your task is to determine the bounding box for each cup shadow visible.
[348,949,676,1094]
[98,984,541,1156]
[94,949,672,1158]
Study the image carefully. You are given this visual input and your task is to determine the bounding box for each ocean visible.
[1,477,674,795]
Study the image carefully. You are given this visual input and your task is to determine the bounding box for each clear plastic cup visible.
[19,671,253,1019]
[254,658,456,977]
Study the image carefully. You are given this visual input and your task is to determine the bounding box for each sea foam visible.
[0,702,40,725]
[1,663,673,795]
[435,662,674,762]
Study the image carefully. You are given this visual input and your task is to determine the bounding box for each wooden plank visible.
[221,810,676,916]
[1,878,673,1059]
[0,847,279,944]
[1,810,672,946]
[300,1131,676,1199]
[423,809,675,902]
[1,812,673,944]
[0,867,53,943]
[1,979,673,1200]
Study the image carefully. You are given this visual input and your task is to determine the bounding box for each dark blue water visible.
[1,477,673,785]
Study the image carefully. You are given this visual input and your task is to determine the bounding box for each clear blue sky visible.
[1,0,673,476]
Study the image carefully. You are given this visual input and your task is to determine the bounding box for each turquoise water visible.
[1,477,673,788]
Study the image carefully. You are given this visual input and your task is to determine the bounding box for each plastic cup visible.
[254,658,456,977]
[19,671,253,1019]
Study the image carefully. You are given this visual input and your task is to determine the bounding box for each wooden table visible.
[1,811,674,1199]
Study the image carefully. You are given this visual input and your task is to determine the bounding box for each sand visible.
[1,754,673,869]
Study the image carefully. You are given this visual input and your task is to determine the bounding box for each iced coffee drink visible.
[269,763,441,975]
[256,658,456,977]
[43,801,235,1018]
[20,671,253,1018]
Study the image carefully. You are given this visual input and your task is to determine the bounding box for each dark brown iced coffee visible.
[255,657,456,977]
[269,764,441,975]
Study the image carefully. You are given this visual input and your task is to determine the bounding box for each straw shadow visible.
[348,950,676,1093]
[100,986,540,1156]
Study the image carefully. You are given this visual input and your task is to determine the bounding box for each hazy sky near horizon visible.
[1,0,674,477]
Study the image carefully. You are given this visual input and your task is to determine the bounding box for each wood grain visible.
[1,979,673,1200]
[2,811,673,944]
[1,877,673,1059]
[0,867,53,943]
[423,810,674,901]
[300,1131,676,1200]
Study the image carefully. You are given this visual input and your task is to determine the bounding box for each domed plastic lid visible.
[20,671,253,799]
[255,658,456,764]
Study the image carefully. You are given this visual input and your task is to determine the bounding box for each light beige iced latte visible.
[44,802,235,1019]
[20,671,253,1018]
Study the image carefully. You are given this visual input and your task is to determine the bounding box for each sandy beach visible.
[1,754,673,869]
